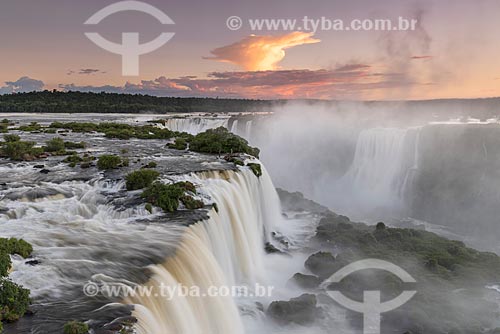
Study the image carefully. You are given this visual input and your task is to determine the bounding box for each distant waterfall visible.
[230,120,239,133]
[332,127,420,218]
[129,166,282,334]
[164,118,229,135]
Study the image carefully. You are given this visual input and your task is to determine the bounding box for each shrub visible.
[64,141,86,149]
[176,181,197,194]
[180,195,204,209]
[63,321,89,334]
[247,163,262,177]
[64,154,83,164]
[3,134,20,143]
[141,182,185,212]
[44,137,66,152]
[189,127,259,157]
[0,279,30,322]
[0,238,33,258]
[0,140,43,161]
[0,254,11,278]
[143,161,157,169]
[168,138,188,150]
[97,155,123,170]
[125,170,160,190]
[0,238,33,276]
[18,122,41,132]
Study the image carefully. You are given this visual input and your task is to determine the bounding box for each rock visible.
[315,215,352,242]
[277,188,333,214]
[289,273,322,290]
[25,259,40,266]
[33,164,45,169]
[265,242,281,254]
[266,293,322,325]
[305,251,336,279]
[39,169,50,174]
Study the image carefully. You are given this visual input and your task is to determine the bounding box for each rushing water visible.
[0,115,302,333]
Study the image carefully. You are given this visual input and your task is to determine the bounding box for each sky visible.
[1,0,499,100]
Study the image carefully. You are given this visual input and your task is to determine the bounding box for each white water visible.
[130,166,284,334]
[163,118,229,135]
[267,126,418,221]
[332,128,417,216]
[0,174,180,300]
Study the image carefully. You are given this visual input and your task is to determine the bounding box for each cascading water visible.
[163,118,229,135]
[328,127,420,219]
[129,166,283,334]
[230,119,239,133]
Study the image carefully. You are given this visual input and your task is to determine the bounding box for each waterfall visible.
[230,119,239,133]
[129,166,283,334]
[244,120,253,139]
[164,118,229,135]
[332,127,420,218]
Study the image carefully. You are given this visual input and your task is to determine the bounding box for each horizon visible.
[2,0,500,100]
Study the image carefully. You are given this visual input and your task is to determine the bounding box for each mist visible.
[248,100,500,253]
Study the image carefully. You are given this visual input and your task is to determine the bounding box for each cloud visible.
[67,69,105,75]
[411,55,433,60]
[59,63,424,100]
[205,32,320,71]
[0,76,45,94]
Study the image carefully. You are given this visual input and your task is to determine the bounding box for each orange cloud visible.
[205,32,320,71]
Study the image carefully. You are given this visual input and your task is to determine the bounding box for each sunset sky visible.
[1,0,500,100]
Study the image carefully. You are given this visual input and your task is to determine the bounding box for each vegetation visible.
[64,141,86,149]
[167,137,188,150]
[3,134,20,143]
[0,119,10,133]
[125,169,160,190]
[17,122,42,132]
[49,122,175,140]
[0,135,44,161]
[0,279,30,322]
[44,137,66,152]
[189,127,259,157]
[63,321,89,334]
[141,181,199,212]
[64,153,95,168]
[180,195,204,210]
[0,91,276,113]
[247,163,262,177]
[97,155,126,170]
[306,214,500,334]
[141,183,185,212]
[0,238,33,325]
[143,161,157,169]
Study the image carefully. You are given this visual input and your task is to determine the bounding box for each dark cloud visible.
[0,76,45,94]
[67,69,105,75]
